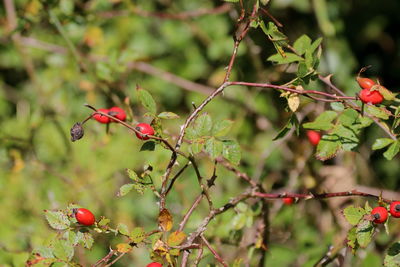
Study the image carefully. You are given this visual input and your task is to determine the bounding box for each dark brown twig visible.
[200,234,228,267]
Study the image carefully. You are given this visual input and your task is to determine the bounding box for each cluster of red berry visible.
[357,75,393,105]
[92,106,155,140]
[371,201,400,224]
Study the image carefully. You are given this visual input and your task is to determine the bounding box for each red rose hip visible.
[283,197,294,205]
[93,108,110,124]
[306,130,321,146]
[75,208,96,226]
[357,77,375,89]
[146,263,162,267]
[108,106,127,122]
[135,123,155,140]
[390,201,400,218]
[359,88,384,105]
[371,206,388,224]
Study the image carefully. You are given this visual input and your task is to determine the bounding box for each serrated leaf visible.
[267,53,304,64]
[167,231,187,247]
[158,208,173,232]
[347,227,357,251]
[44,210,70,230]
[293,34,311,55]
[52,239,74,261]
[343,206,365,225]
[140,141,156,151]
[384,242,400,267]
[193,113,212,137]
[222,140,241,165]
[303,111,337,131]
[98,217,110,227]
[315,134,342,161]
[205,138,223,160]
[383,141,400,160]
[338,109,359,127]
[116,243,132,253]
[372,138,395,150]
[356,220,374,248]
[63,231,78,246]
[158,112,179,120]
[117,184,135,197]
[309,37,323,53]
[365,105,390,120]
[212,119,234,137]
[137,88,156,115]
[130,227,146,243]
[117,223,129,236]
[78,232,94,249]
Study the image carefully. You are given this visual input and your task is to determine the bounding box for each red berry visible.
[306,130,321,146]
[75,208,96,226]
[371,206,388,224]
[283,197,294,205]
[357,77,375,89]
[146,263,162,267]
[135,123,155,140]
[390,201,400,218]
[359,88,384,105]
[108,106,127,122]
[93,108,110,124]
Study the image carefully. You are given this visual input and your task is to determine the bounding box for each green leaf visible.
[117,184,135,197]
[273,114,299,140]
[52,238,74,261]
[293,34,311,55]
[140,141,156,151]
[303,111,337,131]
[343,206,365,226]
[193,113,212,137]
[157,112,179,120]
[222,140,241,165]
[330,102,345,112]
[205,138,223,160]
[190,139,205,154]
[117,223,129,236]
[338,109,359,127]
[356,220,374,248]
[365,105,390,120]
[384,242,400,267]
[44,210,70,230]
[267,53,304,64]
[98,217,110,227]
[77,231,94,249]
[130,227,146,243]
[126,169,139,181]
[372,138,395,150]
[347,227,358,251]
[309,37,323,53]
[383,141,400,160]
[315,134,342,161]
[137,88,157,115]
[212,119,234,137]
[331,125,359,151]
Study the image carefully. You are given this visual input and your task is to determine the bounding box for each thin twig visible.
[178,194,204,232]
[200,234,228,267]
[252,189,392,203]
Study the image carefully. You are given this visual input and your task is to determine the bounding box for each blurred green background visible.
[1,0,400,266]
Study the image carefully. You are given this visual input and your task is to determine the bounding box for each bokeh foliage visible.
[1,0,400,266]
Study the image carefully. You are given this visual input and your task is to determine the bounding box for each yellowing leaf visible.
[116,243,132,253]
[158,208,173,232]
[167,231,187,247]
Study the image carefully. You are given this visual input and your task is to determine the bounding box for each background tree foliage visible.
[1,0,400,266]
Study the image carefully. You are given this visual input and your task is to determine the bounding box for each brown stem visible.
[252,189,391,203]
[200,234,228,267]
[178,194,204,232]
